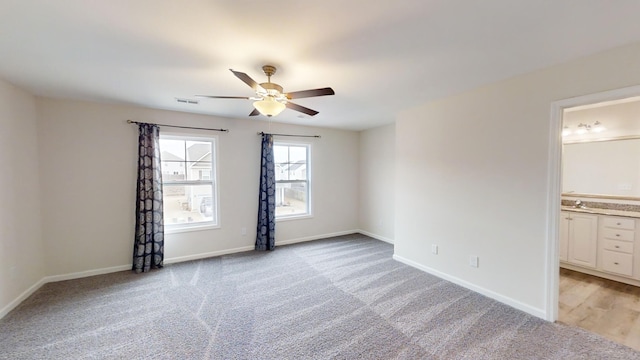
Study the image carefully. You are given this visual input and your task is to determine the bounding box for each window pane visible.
[161,161,186,180]
[289,146,307,163]
[186,141,213,162]
[275,182,308,217]
[274,145,288,164]
[160,139,185,160]
[162,184,216,225]
[275,163,289,181]
[160,135,218,229]
[288,162,307,180]
[200,169,211,180]
[274,144,308,181]
[185,162,212,181]
[274,143,310,219]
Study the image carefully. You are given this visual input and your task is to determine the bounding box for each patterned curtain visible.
[133,123,164,272]
[256,134,276,251]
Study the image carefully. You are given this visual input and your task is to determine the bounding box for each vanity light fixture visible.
[563,121,606,136]
[575,123,589,135]
[592,121,605,133]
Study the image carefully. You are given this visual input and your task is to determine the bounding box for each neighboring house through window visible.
[160,134,219,231]
[274,142,311,219]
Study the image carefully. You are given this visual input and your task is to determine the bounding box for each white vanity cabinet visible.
[559,212,570,262]
[599,216,635,277]
[561,210,640,286]
[560,211,598,268]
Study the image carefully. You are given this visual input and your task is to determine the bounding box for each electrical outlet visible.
[10,266,17,280]
[469,255,479,268]
[431,244,438,255]
[241,227,247,236]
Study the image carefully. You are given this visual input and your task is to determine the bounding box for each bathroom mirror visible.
[562,137,640,199]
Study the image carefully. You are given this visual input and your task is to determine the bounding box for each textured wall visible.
[0,78,44,316]
[395,41,640,318]
[359,123,395,242]
[37,98,360,276]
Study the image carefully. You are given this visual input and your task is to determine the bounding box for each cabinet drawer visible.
[602,228,635,242]
[602,250,633,277]
[603,217,635,230]
[603,239,634,254]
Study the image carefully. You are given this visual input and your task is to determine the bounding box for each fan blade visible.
[195,95,250,99]
[230,69,265,92]
[286,87,335,99]
[286,102,319,116]
[249,108,260,116]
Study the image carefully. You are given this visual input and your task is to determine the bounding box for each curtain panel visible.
[133,123,164,272]
[256,134,276,251]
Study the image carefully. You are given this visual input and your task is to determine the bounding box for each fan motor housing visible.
[262,65,277,77]
[260,82,283,94]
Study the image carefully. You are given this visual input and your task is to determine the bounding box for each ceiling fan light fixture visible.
[198,65,333,118]
[253,97,286,117]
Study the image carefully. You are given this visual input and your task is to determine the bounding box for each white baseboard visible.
[1,264,132,320]
[276,230,359,246]
[44,264,132,283]
[1,264,133,319]
[357,230,394,244]
[392,254,546,320]
[0,278,47,319]
[165,245,255,264]
[168,230,362,261]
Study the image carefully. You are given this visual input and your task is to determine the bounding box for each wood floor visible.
[559,268,640,351]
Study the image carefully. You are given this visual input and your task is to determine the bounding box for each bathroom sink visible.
[561,205,590,212]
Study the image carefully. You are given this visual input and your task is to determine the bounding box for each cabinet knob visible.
[614,262,620,265]
[616,234,620,237]
[617,222,622,225]
[615,245,620,248]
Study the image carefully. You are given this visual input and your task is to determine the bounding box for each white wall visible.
[37,98,359,276]
[0,78,45,316]
[358,124,395,243]
[394,41,640,318]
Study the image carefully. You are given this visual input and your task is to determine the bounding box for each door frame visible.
[546,84,640,321]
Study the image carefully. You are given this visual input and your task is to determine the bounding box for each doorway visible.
[548,85,640,350]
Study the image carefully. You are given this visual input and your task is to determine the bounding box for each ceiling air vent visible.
[175,98,199,105]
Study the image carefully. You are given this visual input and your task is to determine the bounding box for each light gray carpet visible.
[1,234,639,359]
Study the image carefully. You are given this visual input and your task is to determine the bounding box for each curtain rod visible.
[127,120,229,132]
[257,132,321,138]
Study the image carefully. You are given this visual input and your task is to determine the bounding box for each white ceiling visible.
[2,1,640,131]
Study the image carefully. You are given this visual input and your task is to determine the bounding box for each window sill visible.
[165,224,220,234]
[276,214,313,222]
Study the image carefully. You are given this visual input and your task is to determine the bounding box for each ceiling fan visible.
[197,65,335,117]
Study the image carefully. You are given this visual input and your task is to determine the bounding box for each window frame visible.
[274,141,312,221]
[159,132,220,233]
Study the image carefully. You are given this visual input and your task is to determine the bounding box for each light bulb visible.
[253,98,286,117]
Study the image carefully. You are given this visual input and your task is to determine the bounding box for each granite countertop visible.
[561,206,640,219]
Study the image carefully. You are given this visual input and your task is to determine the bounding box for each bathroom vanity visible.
[561,132,640,286]
[560,204,640,286]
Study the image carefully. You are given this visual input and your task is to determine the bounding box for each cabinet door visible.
[559,212,570,262]
[567,213,598,268]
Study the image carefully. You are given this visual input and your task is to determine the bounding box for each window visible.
[274,143,310,219]
[159,135,218,230]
